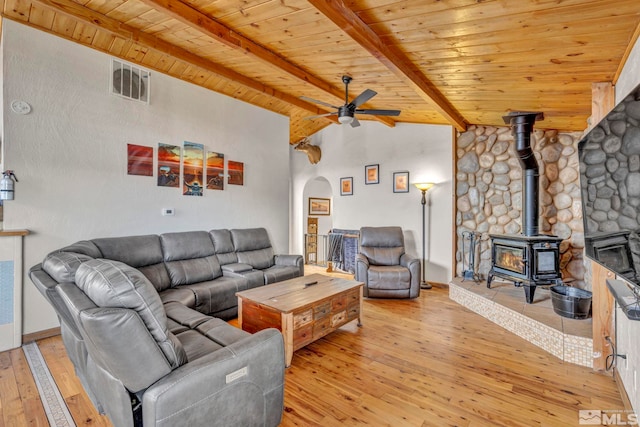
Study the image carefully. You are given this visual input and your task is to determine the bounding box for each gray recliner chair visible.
[355,226,421,298]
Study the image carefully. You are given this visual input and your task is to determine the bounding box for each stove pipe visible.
[502,112,544,237]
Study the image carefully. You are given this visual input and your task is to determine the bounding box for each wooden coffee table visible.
[236,273,363,367]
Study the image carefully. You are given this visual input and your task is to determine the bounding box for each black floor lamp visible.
[414,182,434,289]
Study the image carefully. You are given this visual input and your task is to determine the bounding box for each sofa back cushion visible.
[209,229,238,265]
[75,259,187,370]
[230,228,274,269]
[92,235,171,292]
[161,231,223,286]
[359,226,405,266]
[43,250,96,283]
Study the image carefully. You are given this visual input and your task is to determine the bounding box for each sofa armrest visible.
[400,254,421,298]
[274,254,303,276]
[143,328,285,427]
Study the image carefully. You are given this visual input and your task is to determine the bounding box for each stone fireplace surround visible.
[452,124,591,366]
[455,125,586,289]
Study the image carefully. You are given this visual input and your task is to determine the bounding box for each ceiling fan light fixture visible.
[338,115,354,125]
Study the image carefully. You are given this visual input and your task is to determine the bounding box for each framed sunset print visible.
[340,177,353,196]
[365,164,379,184]
[309,197,331,215]
[393,171,409,193]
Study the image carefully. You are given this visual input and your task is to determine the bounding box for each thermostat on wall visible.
[162,208,175,216]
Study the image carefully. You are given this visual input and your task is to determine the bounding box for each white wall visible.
[290,122,453,283]
[612,34,640,417]
[2,21,290,334]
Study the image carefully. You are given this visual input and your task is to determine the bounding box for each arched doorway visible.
[302,176,333,266]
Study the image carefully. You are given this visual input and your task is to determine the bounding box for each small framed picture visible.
[308,197,331,216]
[340,177,353,196]
[393,171,409,193]
[365,164,379,185]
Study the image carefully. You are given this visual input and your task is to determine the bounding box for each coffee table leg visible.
[281,313,294,367]
[357,286,363,327]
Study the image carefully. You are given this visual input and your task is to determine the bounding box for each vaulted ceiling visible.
[2,0,639,143]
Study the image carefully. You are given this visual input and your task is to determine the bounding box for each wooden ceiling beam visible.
[137,0,395,128]
[28,0,337,123]
[307,0,468,131]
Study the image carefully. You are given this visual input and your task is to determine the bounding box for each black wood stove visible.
[487,112,563,303]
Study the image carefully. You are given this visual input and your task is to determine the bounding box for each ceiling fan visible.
[301,76,401,127]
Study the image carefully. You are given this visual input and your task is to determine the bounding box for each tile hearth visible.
[449,277,593,368]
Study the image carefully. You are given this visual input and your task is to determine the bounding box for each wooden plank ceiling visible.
[2,0,639,143]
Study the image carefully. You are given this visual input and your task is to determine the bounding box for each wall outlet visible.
[162,208,175,216]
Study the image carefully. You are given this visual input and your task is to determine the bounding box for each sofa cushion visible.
[92,235,171,292]
[161,232,223,285]
[176,276,249,315]
[366,265,411,290]
[75,259,187,369]
[164,255,223,286]
[210,229,238,265]
[43,251,96,283]
[236,248,274,270]
[92,235,164,268]
[230,228,275,270]
[161,231,216,261]
[230,228,272,252]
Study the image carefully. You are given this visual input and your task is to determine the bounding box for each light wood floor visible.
[0,268,625,426]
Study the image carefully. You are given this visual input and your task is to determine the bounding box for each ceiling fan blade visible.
[356,109,401,116]
[304,112,337,120]
[300,96,340,110]
[350,116,361,128]
[350,89,377,108]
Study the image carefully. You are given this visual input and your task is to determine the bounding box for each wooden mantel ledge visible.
[0,229,30,237]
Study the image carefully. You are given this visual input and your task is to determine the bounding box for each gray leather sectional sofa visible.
[29,227,303,427]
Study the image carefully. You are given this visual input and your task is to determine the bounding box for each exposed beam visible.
[138,0,395,128]
[26,0,338,123]
[307,0,468,131]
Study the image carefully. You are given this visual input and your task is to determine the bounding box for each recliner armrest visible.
[400,253,419,269]
[274,254,303,276]
[143,328,285,427]
[400,253,421,298]
[355,253,370,289]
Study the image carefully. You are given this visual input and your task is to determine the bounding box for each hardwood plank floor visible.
[0,271,625,426]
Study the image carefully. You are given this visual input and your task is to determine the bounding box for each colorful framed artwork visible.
[365,164,379,184]
[393,171,409,193]
[228,160,244,185]
[206,151,224,190]
[309,197,331,216]
[157,143,180,187]
[183,141,204,196]
[340,177,353,196]
[127,144,153,176]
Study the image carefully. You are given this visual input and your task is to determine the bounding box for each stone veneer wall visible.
[455,125,588,289]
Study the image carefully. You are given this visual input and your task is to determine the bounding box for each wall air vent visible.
[111,59,150,103]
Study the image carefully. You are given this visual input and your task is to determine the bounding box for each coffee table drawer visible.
[313,317,331,339]
[314,302,331,320]
[294,309,313,328]
[294,324,313,348]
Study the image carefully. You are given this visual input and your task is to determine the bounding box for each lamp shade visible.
[413,182,434,192]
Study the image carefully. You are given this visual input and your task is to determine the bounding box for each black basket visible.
[550,285,592,319]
